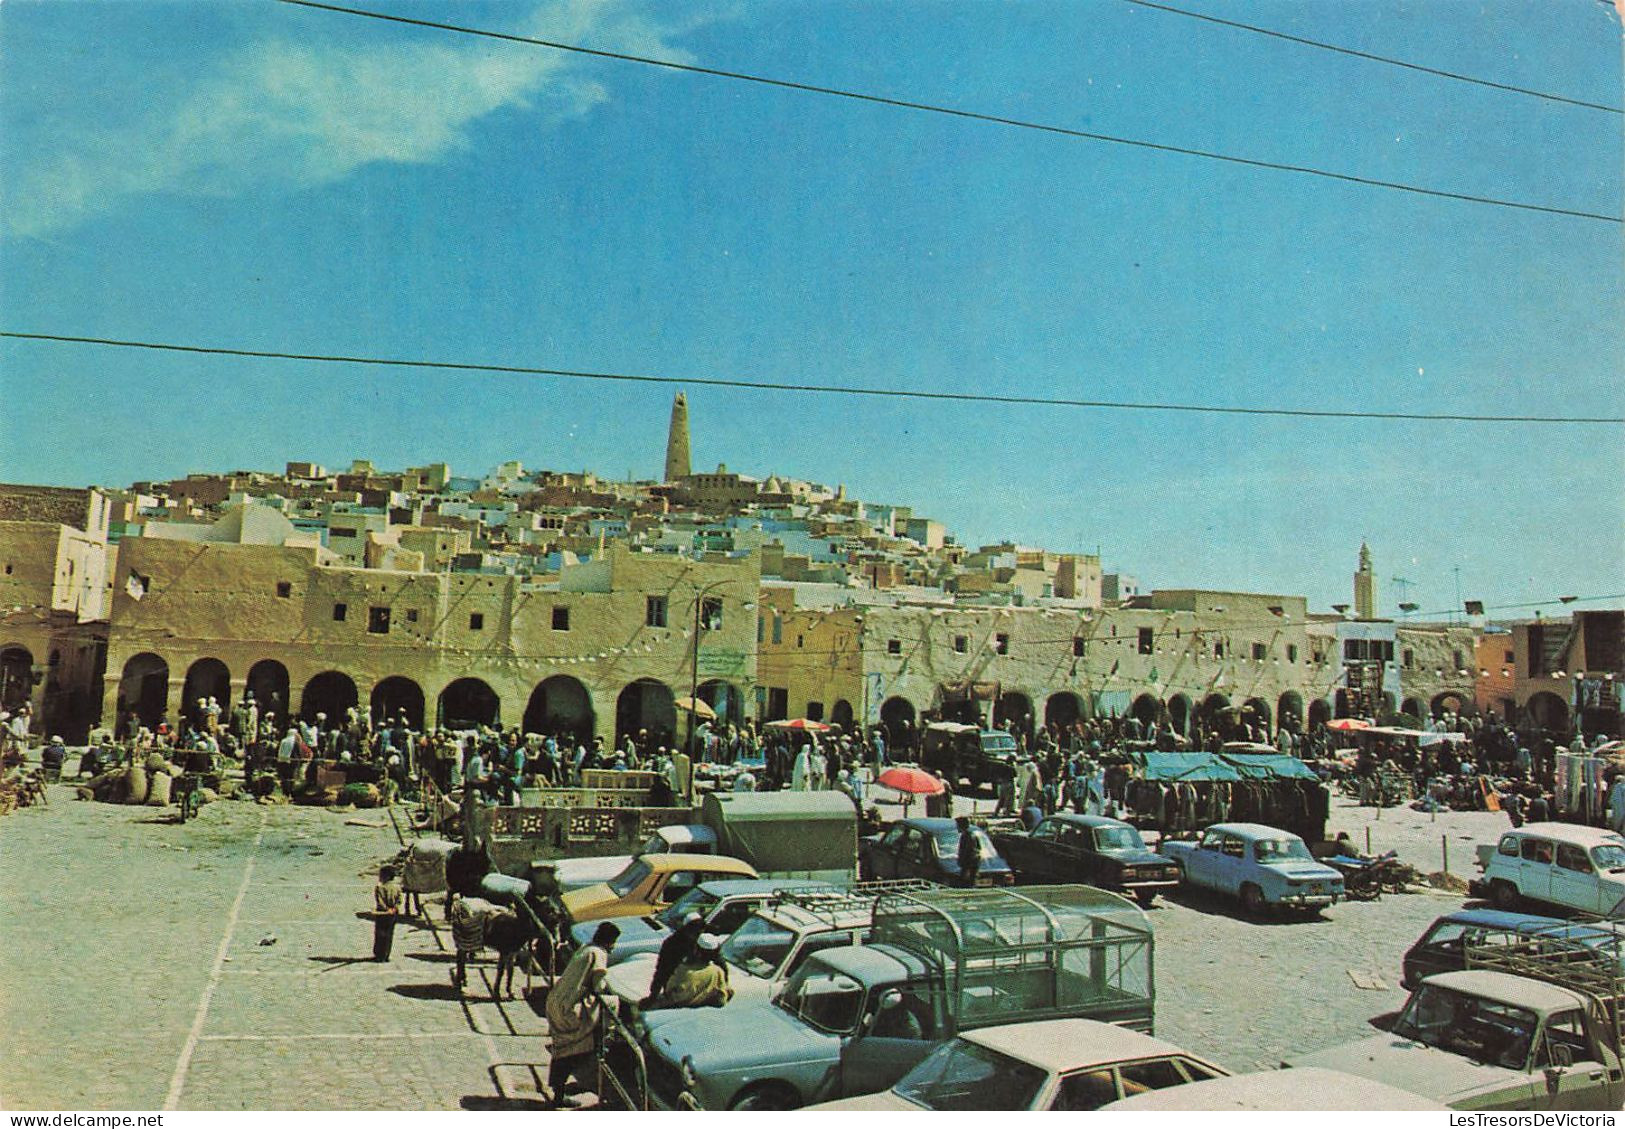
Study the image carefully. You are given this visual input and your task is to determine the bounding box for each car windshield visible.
[719,915,796,978]
[1391,984,1538,1070]
[1095,826,1147,852]
[1593,844,1625,871]
[656,887,719,929]
[1253,838,1313,862]
[608,860,652,899]
[775,967,866,1035]
[932,827,999,860]
[892,1038,1048,1110]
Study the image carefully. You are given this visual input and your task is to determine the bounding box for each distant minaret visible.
[664,393,691,483]
[1354,542,1376,619]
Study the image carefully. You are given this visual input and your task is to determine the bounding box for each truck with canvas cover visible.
[622,884,1155,1110]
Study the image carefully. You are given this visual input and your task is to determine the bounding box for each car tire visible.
[730,1083,799,1111]
[1490,879,1519,910]
[1240,883,1267,916]
[1133,889,1158,908]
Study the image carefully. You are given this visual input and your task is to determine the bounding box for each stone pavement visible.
[0,775,1519,1108]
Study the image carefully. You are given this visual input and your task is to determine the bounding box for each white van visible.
[1470,822,1625,915]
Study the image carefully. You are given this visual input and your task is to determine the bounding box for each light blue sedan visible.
[1159,822,1344,916]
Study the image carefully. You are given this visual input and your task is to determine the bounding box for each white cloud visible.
[5,0,712,239]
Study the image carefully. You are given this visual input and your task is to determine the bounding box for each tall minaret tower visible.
[1354,542,1376,619]
[664,392,691,483]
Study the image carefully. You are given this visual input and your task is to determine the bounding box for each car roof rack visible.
[770,878,938,924]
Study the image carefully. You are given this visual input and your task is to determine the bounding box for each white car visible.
[1103,1066,1446,1111]
[1471,822,1625,915]
[805,1019,1228,1111]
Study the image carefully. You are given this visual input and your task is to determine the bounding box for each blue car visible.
[1159,822,1343,915]
[859,817,1014,887]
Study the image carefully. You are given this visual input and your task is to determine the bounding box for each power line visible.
[6,331,1623,426]
[274,0,1620,225]
[1119,0,1623,115]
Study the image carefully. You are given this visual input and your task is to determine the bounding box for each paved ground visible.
[0,771,1516,1109]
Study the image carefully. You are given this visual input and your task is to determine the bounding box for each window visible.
[1138,628,1154,655]
[1453,650,1465,672]
[766,687,788,720]
[1053,1071,1120,1111]
[1344,639,1363,660]
[552,606,570,631]
[1557,844,1593,873]
[1520,838,1554,864]
[995,633,1009,655]
[1497,835,1520,857]
[796,635,804,648]
[276,581,292,598]
[1251,643,1267,661]
[1073,636,1086,657]
[1118,1059,1189,1098]
[469,612,484,631]
[1213,641,1225,659]
[368,606,391,634]
[328,526,357,538]
[888,639,902,655]
[1221,836,1245,858]
[405,609,419,623]
[700,597,723,631]
[1286,644,1298,663]
[771,614,783,645]
[806,701,824,721]
[1505,649,1515,664]
[1539,1011,1592,1068]
[646,595,668,628]
[1404,648,1415,669]
[955,635,968,653]
[332,603,347,622]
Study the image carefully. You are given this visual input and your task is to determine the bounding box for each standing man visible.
[372,865,402,961]
[546,922,619,1108]
[955,816,981,887]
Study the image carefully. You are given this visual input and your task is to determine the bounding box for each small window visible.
[405,609,419,623]
[1251,643,1267,661]
[276,581,292,598]
[888,639,902,655]
[1213,641,1225,659]
[1497,835,1520,858]
[646,595,668,628]
[771,615,783,645]
[796,635,804,648]
[1453,650,1465,672]
[1053,1071,1120,1112]
[1118,1059,1189,1097]
[332,603,347,622]
[368,606,391,634]
[995,633,1009,655]
[1521,838,1554,864]
[1403,648,1416,669]
[806,701,824,721]
[1557,844,1592,873]
[1505,650,1515,664]
[700,597,723,631]
[1286,644,1298,663]
[552,606,570,631]
[469,612,484,631]
[954,635,968,653]
[1138,628,1154,655]
[1073,636,1086,657]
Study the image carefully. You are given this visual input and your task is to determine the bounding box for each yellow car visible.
[560,853,759,925]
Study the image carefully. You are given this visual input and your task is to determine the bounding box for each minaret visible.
[1354,542,1376,619]
[664,393,691,483]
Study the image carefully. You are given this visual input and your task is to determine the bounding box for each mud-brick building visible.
[102,533,761,748]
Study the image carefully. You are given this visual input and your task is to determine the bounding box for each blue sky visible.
[2,0,1620,617]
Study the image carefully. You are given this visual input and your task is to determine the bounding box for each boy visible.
[373,864,402,961]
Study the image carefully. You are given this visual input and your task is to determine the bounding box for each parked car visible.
[990,813,1180,905]
[569,877,832,965]
[859,817,1013,886]
[1469,823,1625,916]
[1159,822,1343,915]
[553,853,759,927]
[1401,909,1566,991]
[1104,1067,1446,1111]
[806,1018,1228,1110]
[532,825,719,896]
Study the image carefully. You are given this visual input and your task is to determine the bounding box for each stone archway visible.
[438,678,500,730]
[1401,697,1425,720]
[697,679,746,728]
[994,691,1034,741]
[246,659,291,727]
[880,696,917,752]
[616,678,676,749]
[1525,691,1569,731]
[1308,698,1332,729]
[523,675,594,744]
[1198,693,1231,722]
[301,670,359,724]
[1,644,35,713]
[1276,691,1304,732]
[116,652,169,730]
[830,699,855,729]
[371,676,426,730]
[1045,691,1085,732]
[182,658,231,728]
[1131,693,1162,728]
[1242,697,1272,733]
[1167,693,1193,736]
[1431,691,1468,718]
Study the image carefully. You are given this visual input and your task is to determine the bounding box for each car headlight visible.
[680,1055,699,1089]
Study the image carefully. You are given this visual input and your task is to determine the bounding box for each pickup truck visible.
[918,722,1019,793]
[1160,822,1343,915]
[627,884,1155,1110]
[990,813,1180,906]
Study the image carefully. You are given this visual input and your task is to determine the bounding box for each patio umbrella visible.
[876,765,946,796]
[1327,718,1372,731]
[764,718,831,732]
[673,696,717,720]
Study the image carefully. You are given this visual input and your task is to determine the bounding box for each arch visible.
[371,676,426,730]
[880,697,917,751]
[1198,692,1231,721]
[830,699,855,729]
[1242,697,1272,731]
[182,658,231,727]
[1167,693,1193,736]
[1401,697,1425,720]
[439,677,500,730]
[1430,691,1468,718]
[697,679,746,728]
[523,675,594,744]
[1525,691,1569,731]
[116,652,169,730]
[1044,691,1085,732]
[1131,693,1161,727]
[1308,698,1332,729]
[616,678,676,748]
[1276,691,1304,731]
[1,644,35,712]
[246,659,291,725]
[301,670,359,723]
[994,691,1034,740]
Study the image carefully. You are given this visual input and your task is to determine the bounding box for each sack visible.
[147,771,173,806]
[126,764,149,805]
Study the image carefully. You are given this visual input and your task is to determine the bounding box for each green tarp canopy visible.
[1217,753,1322,781]
[1128,751,1241,783]
[699,790,857,875]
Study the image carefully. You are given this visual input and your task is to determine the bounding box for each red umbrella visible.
[1327,718,1372,731]
[876,765,946,796]
[764,718,832,732]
